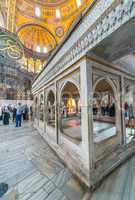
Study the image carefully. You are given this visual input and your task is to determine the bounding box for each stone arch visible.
[34,95,38,119]
[39,93,44,121]
[59,78,80,100]
[59,80,82,144]
[0,12,5,28]
[93,77,118,101]
[93,77,119,143]
[46,90,55,127]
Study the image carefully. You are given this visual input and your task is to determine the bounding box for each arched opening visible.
[93,79,116,142]
[34,96,38,119]
[39,94,44,121]
[60,81,81,144]
[46,90,55,127]
[124,85,135,143]
[0,12,5,28]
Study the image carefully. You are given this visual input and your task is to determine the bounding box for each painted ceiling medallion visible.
[55,26,64,38]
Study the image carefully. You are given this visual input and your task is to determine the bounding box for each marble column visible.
[80,57,94,169]
[37,93,40,126]
[44,90,47,136]
[26,58,29,72]
[55,81,59,144]
[121,75,126,144]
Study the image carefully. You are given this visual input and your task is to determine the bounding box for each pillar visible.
[80,57,94,169]
[55,81,59,144]
[34,60,36,73]
[120,75,126,144]
[7,0,16,32]
[44,89,47,135]
[26,58,29,71]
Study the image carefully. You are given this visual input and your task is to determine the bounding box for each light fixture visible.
[36,46,40,52]
[35,7,40,17]
[76,0,82,8]
[43,47,47,53]
[56,9,61,19]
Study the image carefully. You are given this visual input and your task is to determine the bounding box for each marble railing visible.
[32,0,135,93]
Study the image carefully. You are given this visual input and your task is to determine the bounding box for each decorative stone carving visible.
[33,0,135,97]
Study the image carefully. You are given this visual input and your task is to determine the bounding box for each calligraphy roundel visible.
[55,26,64,38]
[0,28,24,60]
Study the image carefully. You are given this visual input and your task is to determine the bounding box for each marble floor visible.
[0,123,86,200]
[91,155,135,200]
[0,123,135,200]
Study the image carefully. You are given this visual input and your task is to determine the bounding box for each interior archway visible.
[60,81,81,144]
[39,94,44,121]
[93,79,116,142]
[34,96,38,119]
[124,85,135,143]
[46,90,55,127]
[0,12,4,28]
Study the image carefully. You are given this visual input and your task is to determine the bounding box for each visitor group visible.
[0,103,33,127]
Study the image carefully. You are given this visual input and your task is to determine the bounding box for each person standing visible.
[3,107,10,125]
[0,106,2,121]
[30,106,33,121]
[16,103,22,127]
[12,106,17,123]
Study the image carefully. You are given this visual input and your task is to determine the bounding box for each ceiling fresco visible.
[0,0,96,72]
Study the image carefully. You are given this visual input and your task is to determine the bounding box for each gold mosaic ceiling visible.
[0,0,95,72]
[15,0,95,54]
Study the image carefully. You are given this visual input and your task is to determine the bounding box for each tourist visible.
[0,106,2,120]
[3,107,10,125]
[101,101,106,116]
[93,102,98,115]
[25,105,29,121]
[12,106,17,122]
[16,103,22,127]
[0,106,3,125]
[109,102,115,117]
[30,106,33,121]
[22,105,29,121]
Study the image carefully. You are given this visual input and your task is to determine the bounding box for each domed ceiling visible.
[17,24,57,53]
[1,0,95,72]
[16,0,95,54]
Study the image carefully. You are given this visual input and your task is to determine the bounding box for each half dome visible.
[17,24,57,53]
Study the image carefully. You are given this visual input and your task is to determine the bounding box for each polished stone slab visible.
[0,123,85,200]
[0,123,135,200]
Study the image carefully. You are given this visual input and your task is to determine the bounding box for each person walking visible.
[16,103,22,127]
